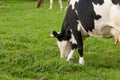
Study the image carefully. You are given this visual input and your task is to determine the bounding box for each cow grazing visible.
[52,0,120,65]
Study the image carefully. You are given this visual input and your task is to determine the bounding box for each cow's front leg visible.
[78,40,84,65]
[67,49,74,61]
[67,44,77,61]
[73,30,84,65]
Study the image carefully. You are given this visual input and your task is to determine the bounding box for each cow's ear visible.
[53,31,59,38]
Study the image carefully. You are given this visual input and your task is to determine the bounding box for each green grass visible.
[0,0,120,80]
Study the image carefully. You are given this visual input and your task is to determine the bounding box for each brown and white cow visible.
[51,0,120,65]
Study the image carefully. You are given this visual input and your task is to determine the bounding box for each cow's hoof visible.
[79,57,84,65]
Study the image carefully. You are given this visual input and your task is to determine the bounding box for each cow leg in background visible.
[72,28,84,65]
[49,0,53,9]
[65,0,70,10]
[59,0,63,10]
[36,0,43,8]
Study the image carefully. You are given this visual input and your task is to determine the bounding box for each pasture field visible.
[0,0,120,80]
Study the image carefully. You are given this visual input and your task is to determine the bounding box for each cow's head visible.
[51,30,72,59]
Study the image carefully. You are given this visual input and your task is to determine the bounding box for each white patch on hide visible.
[69,0,79,10]
[75,10,78,16]
[77,20,81,31]
[92,0,112,28]
[76,20,89,40]
[70,33,77,44]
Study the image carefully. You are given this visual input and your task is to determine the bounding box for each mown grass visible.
[0,0,120,80]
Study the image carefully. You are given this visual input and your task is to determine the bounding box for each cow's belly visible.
[90,0,120,38]
[88,25,113,38]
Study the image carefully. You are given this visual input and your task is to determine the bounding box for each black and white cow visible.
[51,0,120,65]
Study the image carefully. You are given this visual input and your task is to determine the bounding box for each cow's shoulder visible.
[74,0,103,32]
